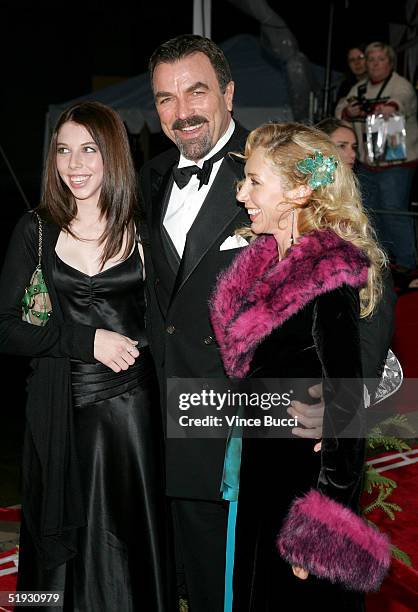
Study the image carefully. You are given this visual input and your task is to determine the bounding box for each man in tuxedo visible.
[139,35,249,611]
[139,34,397,611]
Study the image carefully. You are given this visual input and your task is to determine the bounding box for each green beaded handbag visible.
[21,212,52,326]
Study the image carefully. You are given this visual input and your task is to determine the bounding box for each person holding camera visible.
[335,41,418,272]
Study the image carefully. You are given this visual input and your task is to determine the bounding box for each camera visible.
[346,95,375,114]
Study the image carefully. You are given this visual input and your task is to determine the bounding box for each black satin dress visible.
[17,248,170,611]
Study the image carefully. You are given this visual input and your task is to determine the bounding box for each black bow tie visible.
[172,163,210,190]
[172,141,232,190]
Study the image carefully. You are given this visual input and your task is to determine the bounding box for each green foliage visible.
[363,486,402,520]
[391,545,412,567]
[363,413,414,566]
[367,434,411,452]
[367,414,415,452]
[179,598,188,612]
[363,466,397,494]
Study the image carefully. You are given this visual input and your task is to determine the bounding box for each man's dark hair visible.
[149,34,232,93]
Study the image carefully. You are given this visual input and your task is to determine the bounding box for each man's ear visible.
[224,81,234,112]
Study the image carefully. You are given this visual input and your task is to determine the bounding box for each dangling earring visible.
[289,209,295,247]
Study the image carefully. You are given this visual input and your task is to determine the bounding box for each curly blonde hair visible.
[237,122,387,317]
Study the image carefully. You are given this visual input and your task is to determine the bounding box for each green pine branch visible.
[367,414,415,452]
[361,414,415,568]
[363,466,397,494]
[363,487,402,520]
[391,545,412,567]
[367,433,411,452]
[379,414,416,435]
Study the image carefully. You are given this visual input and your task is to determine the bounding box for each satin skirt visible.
[18,349,171,611]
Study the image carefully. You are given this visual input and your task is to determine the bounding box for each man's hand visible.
[287,383,324,440]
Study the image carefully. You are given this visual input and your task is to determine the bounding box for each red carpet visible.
[392,291,418,378]
[364,451,418,612]
[3,470,418,612]
[0,508,20,523]
[0,549,17,611]
[0,289,416,610]
[366,289,418,610]
[0,508,19,611]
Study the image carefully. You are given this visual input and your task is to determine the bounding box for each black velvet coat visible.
[210,230,377,611]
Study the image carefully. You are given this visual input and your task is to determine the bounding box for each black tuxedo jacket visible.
[139,123,249,500]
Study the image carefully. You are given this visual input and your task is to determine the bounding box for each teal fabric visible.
[222,436,242,612]
[224,500,238,612]
[221,437,242,502]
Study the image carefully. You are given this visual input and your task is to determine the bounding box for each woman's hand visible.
[292,565,309,580]
[94,329,139,372]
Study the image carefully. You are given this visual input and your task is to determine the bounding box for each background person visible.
[335,43,368,107]
[335,41,418,272]
[315,116,381,249]
[316,117,358,167]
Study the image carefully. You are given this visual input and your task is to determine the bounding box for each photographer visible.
[336,41,418,272]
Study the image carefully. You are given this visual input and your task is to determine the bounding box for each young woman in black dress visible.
[0,101,172,611]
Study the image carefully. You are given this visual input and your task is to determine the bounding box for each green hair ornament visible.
[296,151,338,189]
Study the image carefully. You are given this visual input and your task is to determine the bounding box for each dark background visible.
[0,0,407,213]
[0,0,412,505]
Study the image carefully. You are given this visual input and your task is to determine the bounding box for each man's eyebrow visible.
[186,81,209,93]
[155,90,173,99]
[155,81,209,99]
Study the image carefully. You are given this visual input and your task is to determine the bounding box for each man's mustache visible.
[172,116,208,131]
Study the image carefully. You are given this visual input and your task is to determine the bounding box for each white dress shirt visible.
[164,119,236,257]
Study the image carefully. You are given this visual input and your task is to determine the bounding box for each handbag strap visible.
[33,211,43,267]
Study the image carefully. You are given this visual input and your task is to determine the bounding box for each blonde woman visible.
[210,123,390,610]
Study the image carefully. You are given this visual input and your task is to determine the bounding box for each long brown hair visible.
[40,101,137,266]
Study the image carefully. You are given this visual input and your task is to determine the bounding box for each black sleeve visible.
[313,285,366,510]
[137,168,150,245]
[0,213,96,361]
[359,268,396,395]
[137,170,162,370]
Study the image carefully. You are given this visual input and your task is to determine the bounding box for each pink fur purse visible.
[277,489,391,592]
